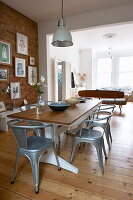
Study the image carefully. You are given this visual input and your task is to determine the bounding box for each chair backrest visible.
[8,119,51,149]
[98,104,116,113]
[93,111,113,122]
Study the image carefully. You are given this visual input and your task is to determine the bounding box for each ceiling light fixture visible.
[103,33,116,59]
[52,0,73,47]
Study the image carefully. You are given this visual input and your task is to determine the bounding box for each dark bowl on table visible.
[48,102,69,111]
[77,97,87,103]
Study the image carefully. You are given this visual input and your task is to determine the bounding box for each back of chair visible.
[98,104,116,113]
[8,119,51,149]
[93,111,113,123]
[12,126,27,149]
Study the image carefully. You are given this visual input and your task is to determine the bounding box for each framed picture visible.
[16,33,28,55]
[30,57,35,65]
[0,68,8,81]
[0,101,6,113]
[10,82,20,99]
[28,66,37,85]
[15,58,26,77]
[0,40,12,65]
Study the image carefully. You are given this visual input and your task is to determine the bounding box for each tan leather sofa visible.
[78,90,128,112]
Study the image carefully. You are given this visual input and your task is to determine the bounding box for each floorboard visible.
[0,103,133,199]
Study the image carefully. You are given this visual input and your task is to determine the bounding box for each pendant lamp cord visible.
[62,0,64,18]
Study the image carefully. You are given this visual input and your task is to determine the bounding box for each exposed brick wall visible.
[0,1,38,109]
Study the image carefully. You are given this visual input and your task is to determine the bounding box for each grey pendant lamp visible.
[52,0,73,47]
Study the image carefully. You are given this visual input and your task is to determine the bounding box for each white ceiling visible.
[2,0,133,51]
[1,0,133,23]
[49,23,133,51]
[71,23,133,51]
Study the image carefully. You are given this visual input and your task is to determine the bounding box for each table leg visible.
[40,149,79,174]
[40,124,79,174]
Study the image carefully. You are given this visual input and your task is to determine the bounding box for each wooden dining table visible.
[8,99,101,174]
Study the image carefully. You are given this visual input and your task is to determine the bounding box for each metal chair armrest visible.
[94,110,112,115]
[85,114,111,122]
[8,119,53,129]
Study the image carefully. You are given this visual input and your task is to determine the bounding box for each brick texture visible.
[0,2,38,109]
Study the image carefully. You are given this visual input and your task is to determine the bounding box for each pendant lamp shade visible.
[52,0,73,47]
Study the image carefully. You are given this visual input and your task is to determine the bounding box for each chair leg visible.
[78,142,81,149]
[29,154,40,194]
[11,148,20,184]
[102,139,108,159]
[52,143,61,170]
[104,128,111,150]
[69,138,78,163]
[95,144,104,173]
[107,123,112,143]
[119,105,122,113]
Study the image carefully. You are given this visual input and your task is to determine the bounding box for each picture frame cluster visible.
[0,32,38,101]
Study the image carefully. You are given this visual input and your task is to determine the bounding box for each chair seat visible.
[88,121,106,129]
[76,128,103,140]
[26,136,52,151]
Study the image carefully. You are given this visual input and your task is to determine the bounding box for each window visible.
[97,58,112,88]
[119,56,133,87]
[95,54,133,89]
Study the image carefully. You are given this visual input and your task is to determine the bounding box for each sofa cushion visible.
[102,98,127,105]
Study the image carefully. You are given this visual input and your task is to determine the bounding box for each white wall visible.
[38,4,133,100]
[79,49,92,89]
[48,35,79,72]
[47,36,79,100]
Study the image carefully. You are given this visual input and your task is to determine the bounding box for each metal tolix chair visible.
[97,104,116,113]
[87,110,113,150]
[8,119,61,194]
[69,124,107,173]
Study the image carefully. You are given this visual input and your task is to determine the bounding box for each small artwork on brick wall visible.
[0,101,6,113]
[28,66,37,85]
[10,82,21,99]
[0,68,8,81]
[16,33,28,55]
[0,40,12,65]
[15,58,26,77]
[30,57,35,65]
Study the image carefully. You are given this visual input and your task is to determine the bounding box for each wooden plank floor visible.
[0,103,133,199]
